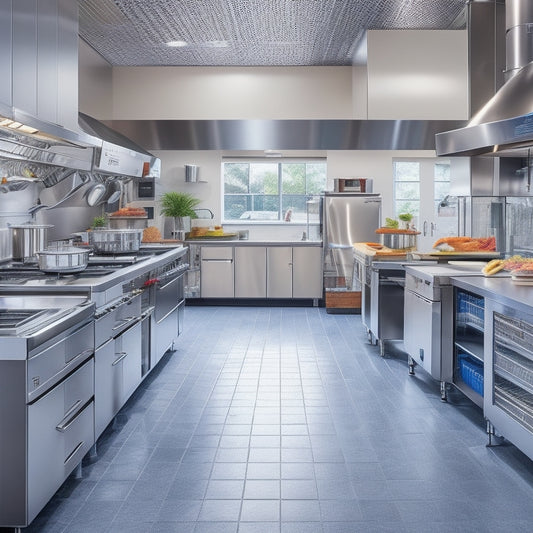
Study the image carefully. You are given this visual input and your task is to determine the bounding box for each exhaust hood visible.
[436,0,533,158]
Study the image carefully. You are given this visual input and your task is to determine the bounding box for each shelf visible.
[453,376,484,408]
[455,339,484,362]
[494,347,533,396]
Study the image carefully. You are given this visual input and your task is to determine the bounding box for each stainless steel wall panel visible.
[0,1,13,115]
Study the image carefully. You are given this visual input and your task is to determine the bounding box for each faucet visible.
[284,208,292,222]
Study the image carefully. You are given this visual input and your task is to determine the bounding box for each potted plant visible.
[398,212,413,229]
[160,191,201,238]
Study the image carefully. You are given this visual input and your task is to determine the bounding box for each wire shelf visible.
[494,346,533,394]
[494,380,533,435]
[494,313,533,358]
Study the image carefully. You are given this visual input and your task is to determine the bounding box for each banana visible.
[482,259,504,276]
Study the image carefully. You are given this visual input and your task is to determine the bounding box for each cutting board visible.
[352,242,409,259]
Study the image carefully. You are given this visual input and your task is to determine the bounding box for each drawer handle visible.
[66,348,93,364]
[64,441,84,465]
[112,317,136,330]
[56,399,83,432]
[112,352,128,366]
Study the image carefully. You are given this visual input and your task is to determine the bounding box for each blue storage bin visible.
[458,354,484,397]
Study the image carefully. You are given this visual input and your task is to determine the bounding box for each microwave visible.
[333,178,373,193]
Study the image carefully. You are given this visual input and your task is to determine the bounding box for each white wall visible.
[78,40,113,119]
[367,30,468,120]
[112,66,354,120]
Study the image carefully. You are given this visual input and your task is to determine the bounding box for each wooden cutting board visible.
[352,242,409,258]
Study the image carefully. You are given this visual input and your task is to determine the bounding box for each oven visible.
[0,295,95,528]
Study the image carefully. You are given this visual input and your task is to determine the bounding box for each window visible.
[393,158,451,218]
[223,159,327,222]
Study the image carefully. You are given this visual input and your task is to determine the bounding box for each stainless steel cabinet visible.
[484,300,533,460]
[235,246,267,297]
[293,246,322,298]
[267,246,292,298]
[0,1,12,115]
[201,246,234,297]
[28,359,94,525]
[94,322,142,438]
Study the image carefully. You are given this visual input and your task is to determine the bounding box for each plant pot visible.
[172,216,191,239]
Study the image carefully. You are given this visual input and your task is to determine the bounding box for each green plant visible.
[92,215,107,228]
[385,217,399,229]
[398,212,413,222]
[160,192,200,218]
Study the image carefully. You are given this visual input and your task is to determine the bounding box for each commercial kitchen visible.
[2,1,533,532]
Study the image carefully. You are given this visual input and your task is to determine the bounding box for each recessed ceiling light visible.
[166,40,188,48]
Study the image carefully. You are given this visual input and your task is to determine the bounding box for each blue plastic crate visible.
[458,354,484,397]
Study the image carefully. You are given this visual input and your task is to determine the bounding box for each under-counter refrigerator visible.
[322,192,381,312]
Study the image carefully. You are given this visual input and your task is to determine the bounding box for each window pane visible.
[395,182,419,199]
[396,200,420,217]
[434,162,450,181]
[394,162,420,181]
[224,163,249,194]
[306,162,327,194]
[224,194,251,220]
[434,181,450,201]
[250,163,278,194]
[282,195,307,221]
[282,164,306,194]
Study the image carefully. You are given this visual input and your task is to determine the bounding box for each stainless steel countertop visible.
[185,240,322,246]
[404,263,509,286]
[451,276,533,314]
[0,246,187,306]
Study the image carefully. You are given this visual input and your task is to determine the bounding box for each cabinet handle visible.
[66,348,93,364]
[56,399,83,432]
[430,222,436,236]
[112,316,136,330]
[112,352,128,366]
[64,441,84,464]
[423,220,428,236]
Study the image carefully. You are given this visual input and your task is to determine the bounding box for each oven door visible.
[404,288,441,380]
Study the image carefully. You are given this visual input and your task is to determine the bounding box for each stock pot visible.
[36,246,89,273]
[375,228,419,250]
[88,228,142,254]
[9,223,54,262]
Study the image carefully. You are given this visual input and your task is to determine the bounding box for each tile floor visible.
[11,306,533,532]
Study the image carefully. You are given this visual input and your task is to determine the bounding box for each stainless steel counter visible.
[451,276,533,313]
[185,240,322,247]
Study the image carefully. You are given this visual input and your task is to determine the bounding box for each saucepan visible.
[36,245,89,273]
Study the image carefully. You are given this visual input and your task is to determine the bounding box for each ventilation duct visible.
[436,0,533,157]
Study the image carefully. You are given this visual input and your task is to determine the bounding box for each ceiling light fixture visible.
[205,40,229,48]
[166,40,188,48]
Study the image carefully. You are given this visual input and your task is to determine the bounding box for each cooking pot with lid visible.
[375,228,419,250]
[9,223,54,262]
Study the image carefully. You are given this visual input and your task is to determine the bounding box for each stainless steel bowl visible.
[36,246,89,273]
[379,232,418,249]
[88,228,142,254]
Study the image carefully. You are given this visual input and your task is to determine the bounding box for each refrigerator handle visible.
[423,220,428,236]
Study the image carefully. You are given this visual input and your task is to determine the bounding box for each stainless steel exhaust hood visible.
[436,0,533,157]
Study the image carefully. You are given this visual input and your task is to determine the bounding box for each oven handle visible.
[56,399,83,432]
[112,352,128,366]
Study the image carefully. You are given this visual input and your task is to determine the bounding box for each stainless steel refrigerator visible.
[322,192,381,311]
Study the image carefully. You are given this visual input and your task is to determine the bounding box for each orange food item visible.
[433,236,496,252]
[142,226,162,242]
[110,206,147,217]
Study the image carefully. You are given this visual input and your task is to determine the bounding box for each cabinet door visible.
[267,247,292,298]
[94,338,122,437]
[201,246,234,297]
[120,321,142,404]
[235,246,266,297]
[292,247,322,298]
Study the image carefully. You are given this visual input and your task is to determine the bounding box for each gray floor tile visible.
[22,307,533,533]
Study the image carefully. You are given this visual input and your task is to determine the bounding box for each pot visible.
[88,228,142,254]
[36,246,89,273]
[375,229,419,250]
[9,223,54,262]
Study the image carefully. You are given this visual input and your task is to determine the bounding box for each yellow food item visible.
[482,259,504,276]
[142,226,162,242]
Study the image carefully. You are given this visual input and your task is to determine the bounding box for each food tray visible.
[494,346,533,393]
[494,381,533,434]
[458,354,484,397]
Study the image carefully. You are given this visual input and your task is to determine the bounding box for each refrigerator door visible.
[323,194,381,289]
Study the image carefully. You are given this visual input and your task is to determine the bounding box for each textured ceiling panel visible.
[79,0,467,67]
